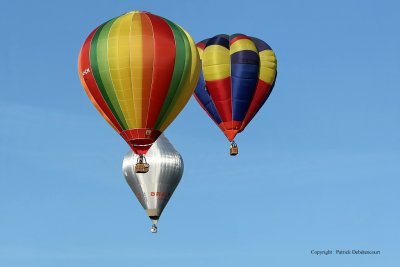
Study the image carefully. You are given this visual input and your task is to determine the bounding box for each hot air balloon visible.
[194,34,277,155]
[122,134,183,233]
[78,11,200,172]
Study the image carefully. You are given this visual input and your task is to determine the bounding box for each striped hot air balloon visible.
[194,34,277,155]
[78,11,200,168]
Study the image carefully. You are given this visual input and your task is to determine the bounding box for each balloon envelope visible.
[122,134,183,226]
[194,34,277,142]
[78,11,200,154]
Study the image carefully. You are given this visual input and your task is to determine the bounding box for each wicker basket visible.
[135,163,150,173]
[230,147,238,156]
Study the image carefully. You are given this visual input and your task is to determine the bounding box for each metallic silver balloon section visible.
[122,134,184,233]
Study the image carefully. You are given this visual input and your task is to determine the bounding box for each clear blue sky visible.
[1,0,399,266]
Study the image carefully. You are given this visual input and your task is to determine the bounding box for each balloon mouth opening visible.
[120,129,162,154]
[129,140,154,155]
[149,216,160,221]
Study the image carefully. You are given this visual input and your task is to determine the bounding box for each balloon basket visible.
[135,154,149,173]
[230,147,238,156]
[229,141,238,156]
[135,163,149,173]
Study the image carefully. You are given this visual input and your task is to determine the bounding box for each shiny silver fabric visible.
[122,134,184,229]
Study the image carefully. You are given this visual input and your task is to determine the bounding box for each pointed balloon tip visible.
[223,130,239,142]
[150,224,158,233]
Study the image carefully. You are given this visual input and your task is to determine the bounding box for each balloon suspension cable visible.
[137,154,147,164]
[135,154,150,173]
[150,224,158,233]
[230,140,238,156]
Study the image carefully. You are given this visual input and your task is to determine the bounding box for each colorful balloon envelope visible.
[78,11,200,160]
[194,34,277,155]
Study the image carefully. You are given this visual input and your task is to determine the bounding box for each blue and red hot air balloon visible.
[194,34,277,155]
